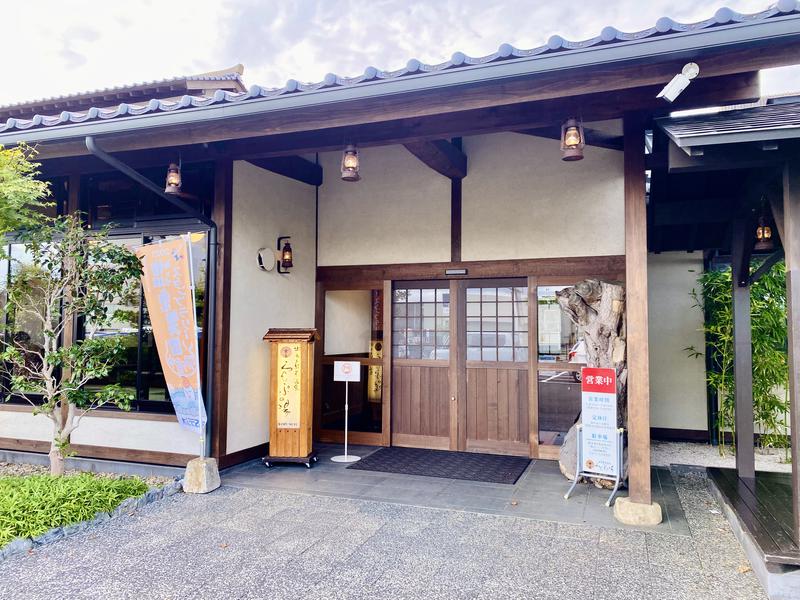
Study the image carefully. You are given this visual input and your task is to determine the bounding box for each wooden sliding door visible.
[464,280,531,456]
[390,282,452,449]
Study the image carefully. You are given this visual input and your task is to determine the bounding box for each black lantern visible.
[754,215,774,252]
[280,239,293,271]
[560,118,585,161]
[164,162,182,194]
[341,144,361,182]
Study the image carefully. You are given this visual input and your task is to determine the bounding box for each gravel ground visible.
[0,461,175,488]
[0,466,764,600]
[651,440,792,473]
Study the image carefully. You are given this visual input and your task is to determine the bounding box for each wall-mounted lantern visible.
[257,236,294,274]
[560,118,585,162]
[754,215,774,252]
[164,161,182,194]
[341,144,361,182]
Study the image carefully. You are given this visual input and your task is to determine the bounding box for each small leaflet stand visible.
[331,361,361,464]
[564,367,624,507]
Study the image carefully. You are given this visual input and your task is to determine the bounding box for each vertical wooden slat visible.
[508,370,519,442]
[528,276,539,458]
[420,367,430,437]
[382,280,392,446]
[731,218,755,479]
[479,368,488,440]
[449,280,467,450]
[402,366,412,434]
[467,369,477,439]
[211,159,233,460]
[624,114,652,505]
[498,369,509,441]
[487,368,498,441]
[783,160,800,543]
[411,367,421,434]
[520,371,529,443]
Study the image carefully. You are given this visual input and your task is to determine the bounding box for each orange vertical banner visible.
[137,237,206,436]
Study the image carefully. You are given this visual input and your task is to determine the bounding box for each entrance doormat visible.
[347,447,530,484]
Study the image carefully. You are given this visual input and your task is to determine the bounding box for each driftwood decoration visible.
[555,279,627,483]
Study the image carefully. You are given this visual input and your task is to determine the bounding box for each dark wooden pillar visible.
[784,160,800,542]
[731,218,755,479]
[624,113,652,505]
[210,159,233,461]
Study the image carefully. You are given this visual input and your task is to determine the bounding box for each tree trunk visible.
[49,441,65,476]
[555,279,627,484]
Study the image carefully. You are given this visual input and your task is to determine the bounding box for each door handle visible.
[451,396,456,402]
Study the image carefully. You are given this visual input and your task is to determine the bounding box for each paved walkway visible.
[0,467,764,599]
[226,444,689,535]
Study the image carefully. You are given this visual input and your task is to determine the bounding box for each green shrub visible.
[0,473,148,547]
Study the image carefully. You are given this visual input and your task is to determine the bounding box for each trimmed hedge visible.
[0,473,148,547]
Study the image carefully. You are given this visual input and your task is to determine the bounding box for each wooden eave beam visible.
[403,139,467,179]
[516,126,623,151]
[246,155,322,186]
[28,69,760,161]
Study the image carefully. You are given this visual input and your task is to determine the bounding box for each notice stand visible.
[564,367,624,507]
[262,329,318,469]
[331,361,361,464]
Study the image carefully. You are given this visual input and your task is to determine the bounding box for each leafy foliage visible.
[688,260,789,455]
[0,215,143,472]
[0,144,52,234]
[0,473,147,547]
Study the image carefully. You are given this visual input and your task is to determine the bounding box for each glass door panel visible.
[321,289,384,434]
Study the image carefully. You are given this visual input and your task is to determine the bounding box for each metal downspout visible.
[85,136,217,458]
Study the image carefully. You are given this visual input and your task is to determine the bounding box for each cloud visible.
[0,0,796,107]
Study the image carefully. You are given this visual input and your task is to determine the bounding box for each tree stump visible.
[555,279,627,485]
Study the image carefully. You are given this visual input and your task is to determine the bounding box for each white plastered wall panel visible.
[317,145,451,266]
[0,410,198,454]
[226,161,316,454]
[461,132,625,260]
[648,252,709,431]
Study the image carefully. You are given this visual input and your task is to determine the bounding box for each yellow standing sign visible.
[137,237,206,443]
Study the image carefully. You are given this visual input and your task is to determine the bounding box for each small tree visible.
[0,144,52,234]
[0,215,143,475]
[687,260,789,456]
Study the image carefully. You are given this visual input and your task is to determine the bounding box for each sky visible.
[1,0,799,107]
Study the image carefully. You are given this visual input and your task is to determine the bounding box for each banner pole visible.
[186,233,205,459]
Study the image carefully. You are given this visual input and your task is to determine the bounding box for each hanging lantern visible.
[560,118,585,161]
[164,162,182,194]
[754,215,774,252]
[280,240,294,270]
[341,144,361,182]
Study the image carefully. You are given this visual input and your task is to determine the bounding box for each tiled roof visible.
[1,2,799,135]
[659,101,800,147]
[0,65,245,121]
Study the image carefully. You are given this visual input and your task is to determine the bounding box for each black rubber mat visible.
[347,446,530,484]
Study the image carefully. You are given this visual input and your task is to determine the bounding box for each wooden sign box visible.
[262,328,318,468]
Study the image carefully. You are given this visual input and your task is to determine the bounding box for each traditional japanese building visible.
[1,2,799,555]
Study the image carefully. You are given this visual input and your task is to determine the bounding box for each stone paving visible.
[0,466,764,599]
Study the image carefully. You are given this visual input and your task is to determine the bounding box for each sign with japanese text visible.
[137,238,206,434]
[580,367,618,477]
[276,343,302,429]
[334,361,361,382]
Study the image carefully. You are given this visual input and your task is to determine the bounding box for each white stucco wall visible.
[0,409,199,454]
[226,161,317,453]
[461,133,625,261]
[317,145,451,266]
[648,252,708,431]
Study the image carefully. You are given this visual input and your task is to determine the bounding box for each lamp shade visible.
[341,144,361,181]
[560,118,585,161]
[164,162,181,194]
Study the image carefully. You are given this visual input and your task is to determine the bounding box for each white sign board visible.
[333,361,361,382]
[580,367,618,478]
